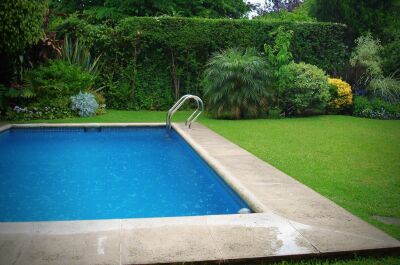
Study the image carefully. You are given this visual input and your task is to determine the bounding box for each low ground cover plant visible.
[353,96,400,120]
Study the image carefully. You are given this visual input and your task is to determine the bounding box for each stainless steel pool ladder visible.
[166,94,203,129]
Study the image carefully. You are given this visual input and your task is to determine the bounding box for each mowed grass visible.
[202,115,400,240]
[1,111,399,264]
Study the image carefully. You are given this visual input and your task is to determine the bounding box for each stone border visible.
[0,122,399,265]
[173,124,267,213]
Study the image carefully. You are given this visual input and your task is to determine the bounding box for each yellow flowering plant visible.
[328,78,353,112]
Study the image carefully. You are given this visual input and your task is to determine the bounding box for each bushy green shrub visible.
[353,96,400,120]
[20,60,95,100]
[3,60,97,120]
[278,62,331,115]
[71,92,99,117]
[203,48,271,119]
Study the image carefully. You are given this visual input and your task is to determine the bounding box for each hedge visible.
[61,17,349,110]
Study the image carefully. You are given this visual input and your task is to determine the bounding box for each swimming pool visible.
[0,126,250,222]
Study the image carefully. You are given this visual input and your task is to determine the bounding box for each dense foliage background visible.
[50,0,250,19]
[0,0,398,120]
[55,16,348,110]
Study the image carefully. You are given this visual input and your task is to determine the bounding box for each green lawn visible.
[202,115,400,240]
[1,110,399,264]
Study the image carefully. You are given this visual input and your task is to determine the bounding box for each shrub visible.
[350,33,384,89]
[278,62,331,115]
[328,78,353,112]
[353,96,400,120]
[268,107,283,119]
[368,75,400,104]
[70,92,99,117]
[202,48,271,119]
[19,60,95,100]
[3,60,96,120]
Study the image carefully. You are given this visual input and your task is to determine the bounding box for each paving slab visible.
[0,122,399,265]
[121,216,221,264]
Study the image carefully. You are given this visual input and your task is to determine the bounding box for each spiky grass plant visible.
[203,48,271,119]
[62,37,101,75]
[368,74,400,103]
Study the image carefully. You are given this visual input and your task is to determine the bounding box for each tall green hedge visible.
[64,17,349,110]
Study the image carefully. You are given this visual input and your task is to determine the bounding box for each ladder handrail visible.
[185,97,203,128]
[166,94,203,129]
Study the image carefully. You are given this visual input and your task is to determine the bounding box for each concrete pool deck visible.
[0,122,399,265]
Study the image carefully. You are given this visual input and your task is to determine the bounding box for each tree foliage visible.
[251,0,303,15]
[311,0,400,77]
[0,0,47,53]
[50,0,250,19]
[264,26,293,84]
[311,0,399,41]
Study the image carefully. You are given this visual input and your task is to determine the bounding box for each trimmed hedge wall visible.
[66,17,349,110]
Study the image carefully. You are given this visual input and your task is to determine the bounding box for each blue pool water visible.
[0,127,250,222]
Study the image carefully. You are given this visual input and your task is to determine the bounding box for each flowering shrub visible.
[328,78,353,112]
[5,105,73,120]
[353,96,400,120]
[70,92,98,117]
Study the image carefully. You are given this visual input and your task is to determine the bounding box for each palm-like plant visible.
[203,48,271,119]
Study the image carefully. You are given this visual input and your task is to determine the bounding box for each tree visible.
[311,0,399,42]
[311,0,400,77]
[0,0,47,85]
[250,0,303,16]
[0,0,47,53]
[50,0,251,19]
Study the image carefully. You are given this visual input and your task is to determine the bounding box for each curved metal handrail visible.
[166,94,203,129]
